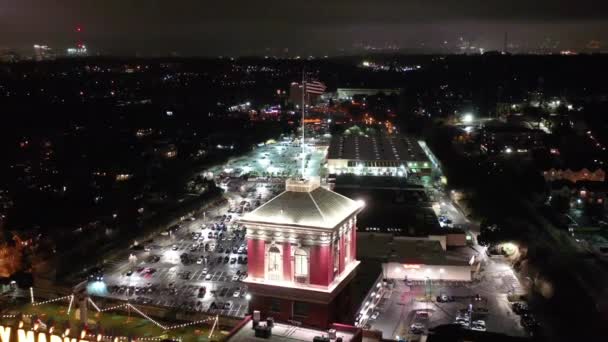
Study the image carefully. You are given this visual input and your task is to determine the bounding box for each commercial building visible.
[33,44,54,61]
[327,135,433,177]
[334,179,474,282]
[357,233,473,282]
[334,88,401,101]
[240,177,364,328]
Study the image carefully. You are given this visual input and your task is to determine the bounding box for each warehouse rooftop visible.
[327,134,429,164]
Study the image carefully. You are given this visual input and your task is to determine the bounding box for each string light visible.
[67,295,75,315]
[87,297,101,312]
[127,304,166,330]
[165,316,216,330]
[17,293,213,337]
[32,294,73,306]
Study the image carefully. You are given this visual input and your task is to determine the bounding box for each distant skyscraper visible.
[33,44,54,61]
[66,44,88,57]
[66,26,89,57]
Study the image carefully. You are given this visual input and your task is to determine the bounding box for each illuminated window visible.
[294,248,309,283]
[267,246,282,281]
[344,232,351,265]
[333,241,340,274]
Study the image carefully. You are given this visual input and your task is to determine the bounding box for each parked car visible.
[512,302,529,315]
[410,323,425,334]
[521,314,539,330]
[437,294,455,302]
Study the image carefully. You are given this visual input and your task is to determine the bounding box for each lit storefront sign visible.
[0,325,116,342]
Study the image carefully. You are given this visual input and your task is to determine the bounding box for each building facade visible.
[240,178,363,328]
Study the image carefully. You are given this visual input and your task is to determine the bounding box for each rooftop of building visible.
[427,324,532,342]
[357,233,469,266]
[240,178,363,229]
[228,319,359,342]
[549,179,608,191]
[482,120,545,134]
[332,175,425,190]
[327,134,429,163]
[333,186,443,235]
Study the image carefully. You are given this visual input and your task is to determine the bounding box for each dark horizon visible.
[2,0,608,56]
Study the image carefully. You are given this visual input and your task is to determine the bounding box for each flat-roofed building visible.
[327,134,433,177]
[335,88,401,100]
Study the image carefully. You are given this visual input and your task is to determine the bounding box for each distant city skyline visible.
[1,0,607,56]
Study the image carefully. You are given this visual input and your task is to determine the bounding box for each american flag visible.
[304,80,326,95]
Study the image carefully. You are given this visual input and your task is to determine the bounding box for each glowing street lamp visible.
[461,113,474,124]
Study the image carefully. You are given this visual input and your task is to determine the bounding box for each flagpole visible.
[301,69,306,179]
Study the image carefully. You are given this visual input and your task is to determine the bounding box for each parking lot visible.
[206,136,325,180]
[86,181,286,318]
[80,133,334,318]
[363,255,529,340]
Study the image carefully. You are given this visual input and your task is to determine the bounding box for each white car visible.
[232,275,239,281]
[471,323,486,331]
[196,258,203,264]
[202,267,208,274]
[233,290,241,297]
[370,311,380,320]
[205,273,212,280]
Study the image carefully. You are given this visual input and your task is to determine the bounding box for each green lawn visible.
[2,303,226,342]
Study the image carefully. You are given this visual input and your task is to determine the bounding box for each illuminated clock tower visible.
[240,177,363,328]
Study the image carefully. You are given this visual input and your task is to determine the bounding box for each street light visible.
[461,113,474,123]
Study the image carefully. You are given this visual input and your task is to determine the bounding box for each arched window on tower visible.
[333,240,340,275]
[267,245,282,281]
[344,230,351,266]
[294,248,309,284]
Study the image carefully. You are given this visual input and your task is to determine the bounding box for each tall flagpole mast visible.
[301,69,306,179]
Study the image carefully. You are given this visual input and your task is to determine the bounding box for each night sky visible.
[2,0,607,55]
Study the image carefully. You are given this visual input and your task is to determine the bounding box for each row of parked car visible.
[512,302,541,335]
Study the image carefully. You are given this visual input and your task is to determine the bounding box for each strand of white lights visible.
[127,304,166,330]
[67,295,75,315]
[99,303,128,312]
[165,316,216,330]
[30,287,34,304]
[208,315,219,339]
[32,294,74,306]
[86,333,133,342]
[87,297,101,312]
